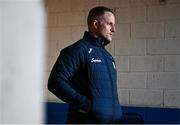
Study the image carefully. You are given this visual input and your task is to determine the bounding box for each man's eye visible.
[108,22,113,26]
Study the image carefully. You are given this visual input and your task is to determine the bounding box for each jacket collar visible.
[83,31,110,47]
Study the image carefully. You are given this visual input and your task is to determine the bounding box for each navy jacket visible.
[48,31,122,123]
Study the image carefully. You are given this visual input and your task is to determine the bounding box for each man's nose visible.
[111,25,116,32]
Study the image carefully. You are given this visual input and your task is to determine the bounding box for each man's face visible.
[96,12,116,43]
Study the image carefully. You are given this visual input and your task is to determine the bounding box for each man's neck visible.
[88,31,98,39]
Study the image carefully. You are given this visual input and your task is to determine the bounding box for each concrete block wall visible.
[46,0,180,108]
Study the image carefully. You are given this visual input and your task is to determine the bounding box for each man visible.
[48,6,122,123]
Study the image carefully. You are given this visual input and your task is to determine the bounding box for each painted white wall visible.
[0,0,46,123]
[0,1,2,121]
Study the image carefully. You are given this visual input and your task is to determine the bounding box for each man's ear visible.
[92,20,99,29]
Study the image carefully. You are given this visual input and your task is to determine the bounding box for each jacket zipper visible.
[101,47,115,122]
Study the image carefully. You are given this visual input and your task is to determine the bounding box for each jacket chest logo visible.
[112,62,116,69]
[88,48,92,54]
[91,58,102,63]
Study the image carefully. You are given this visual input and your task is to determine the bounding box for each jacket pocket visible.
[90,98,113,123]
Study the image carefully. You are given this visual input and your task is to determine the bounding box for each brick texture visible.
[57,12,85,26]
[117,72,146,89]
[116,7,146,23]
[115,39,145,56]
[46,0,180,108]
[114,56,129,72]
[46,0,71,12]
[100,0,130,8]
[165,55,180,71]
[147,72,179,89]
[148,5,180,21]
[131,23,164,39]
[114,24,130,40]
[118,89,130,105]
[130,89,162,106]
[130,56,163,71]
[165,21,180,38]
[147,39,180,55]
[164,90,180,107]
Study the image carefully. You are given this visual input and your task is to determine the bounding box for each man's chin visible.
[107,38,112,43]
[107,36,113,42]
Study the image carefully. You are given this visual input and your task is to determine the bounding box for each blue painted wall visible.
[45,102,180,124]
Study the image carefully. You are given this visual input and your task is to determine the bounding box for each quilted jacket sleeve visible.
[48,45,91,112]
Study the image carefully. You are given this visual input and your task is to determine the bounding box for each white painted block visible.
[47,41,58,57]
[116,7,146,23]
[148,5,180,21]
[115,39,145,56]
[47,57,56,72]
[131,56,163,71]
[114,24,130,41]
[165,55,180,71]
[130,89,162,106]
[131,23,164,39]
[118,72,146,89]
[147,72,179,89]
[48,13,57,27]
[130,0,160,7]
[100,0,130,8]
[71,26,87,42]
[165,21,180,38]
[46,0,71,12]
[71,0,99,12]
[58,12,85,26]
[48,27,71,42]
[164,90,180,107]
[118,89,130,105]
[147,38,180,55]
[114,56,129,72]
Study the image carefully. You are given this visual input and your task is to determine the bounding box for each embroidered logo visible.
[91,58,102,63]
[88,48,92,54]
[112,62,116,69]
